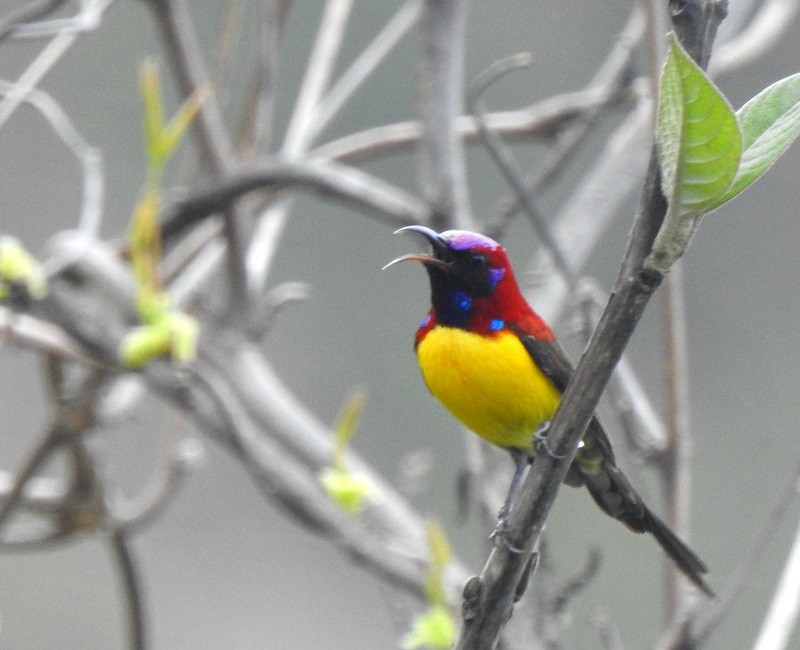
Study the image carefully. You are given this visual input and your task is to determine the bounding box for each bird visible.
[385,225,713,596]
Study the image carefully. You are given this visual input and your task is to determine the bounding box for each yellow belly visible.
[416,326,562,450]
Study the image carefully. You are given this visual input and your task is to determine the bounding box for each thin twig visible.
[416,0,472,230]
[245,0,355,294]
[486,7,643,238]
[524,9,643,196]
[753,512,800,650]
[161,158,428,242]
[283,0,354,156]
[313,82,641,164]
[661,260,696,620]
[0,307,100,366]
[311,0,422,141]
[112,437,202,533]
[467,53,577,290]
[0,0,69,44]
[0,425,64,533]
[453,10,727,646]
[0,80,104,240]
[145,0,248,309]
[576,281,667,457]
[522,98,653,325]
[711,0,800,76]
[5,0,111,40]
[0,30,85,131]
[659,458,800,648]
[110,529,147,650]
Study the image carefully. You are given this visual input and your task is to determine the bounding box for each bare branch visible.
[0,306,100,366]
[467,53,578,290]
[311,0,422,141]
[144,0,248,308]
[753,512,800,650]
[484,7,643,241]
[711,0,800,76]
[576,281,667,457]
[283,0,354,156]
[659,459,800,648]
[0,0,69,44]
[245,0,354,293]
[453,9,727,645]
[0,81,104,240]
[111,437,203,533]
[661,261,698,619]
[161,158,429,242]
[522,99,653,325]
[110,529,147,650]
[416,0,472,230]
[313,83,641,164]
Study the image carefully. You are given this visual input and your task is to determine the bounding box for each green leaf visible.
[167,311,198,363]
[140,61,165,170]
[120,322,172,368]
[401,605,457,649]
[424,522,452,607]
[648,33,742,272]
[129,191,162,306]
[0,236,46,299]
[711,73,800,208]
[161,87,208,157]
[319,467,373,514]
[333,390,365,469]
[657,33,741,216]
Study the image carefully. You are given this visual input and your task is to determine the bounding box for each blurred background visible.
[1,0,800,648]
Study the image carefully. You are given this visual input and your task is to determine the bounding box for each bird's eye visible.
[469,253,487,270]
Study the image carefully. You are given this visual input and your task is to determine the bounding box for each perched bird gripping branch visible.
[385,226,713,597]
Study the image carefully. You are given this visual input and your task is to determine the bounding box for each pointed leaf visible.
[424,521,452,607]
[120,322,172,368]
[167,311,198,363]
[648,34,742,272]
[657,33,741,217]
[161,87,208,157]
[332,390,365,470]
[319,467,373,514]
[129,190,163,304]
[711,73,800,209]
[139,61,164,169]
[401,605,457,649]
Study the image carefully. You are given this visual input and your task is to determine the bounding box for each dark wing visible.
[516,333,616,464]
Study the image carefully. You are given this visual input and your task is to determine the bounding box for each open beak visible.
[382,225,451,271]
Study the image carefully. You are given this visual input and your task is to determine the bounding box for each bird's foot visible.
[489,511,523,554]
[533,421,566,460]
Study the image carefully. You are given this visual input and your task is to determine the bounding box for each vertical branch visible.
[0,426,62,532]
[453,6,728,646]
[111,529,147,650]
[246,0,354,293]
[146,0,235,166]
[249,0,290,154]
[145,0,249,309]
[311,0,422,141]
[752,514,800,650]
[641,0,667,120]
[282,0,354,156]
[416,0,472,230]
[661,260,695,619]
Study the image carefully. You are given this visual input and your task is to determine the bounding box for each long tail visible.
[576,456,714,597]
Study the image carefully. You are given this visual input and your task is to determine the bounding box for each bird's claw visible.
[533,421,566,460]
[489,513,523,554]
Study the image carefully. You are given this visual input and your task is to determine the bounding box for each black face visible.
[424,246,505,328]
[387,226,507,329]
[427,247,497,299]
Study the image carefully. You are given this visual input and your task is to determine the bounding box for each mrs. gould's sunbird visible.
[385,225,712,596]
